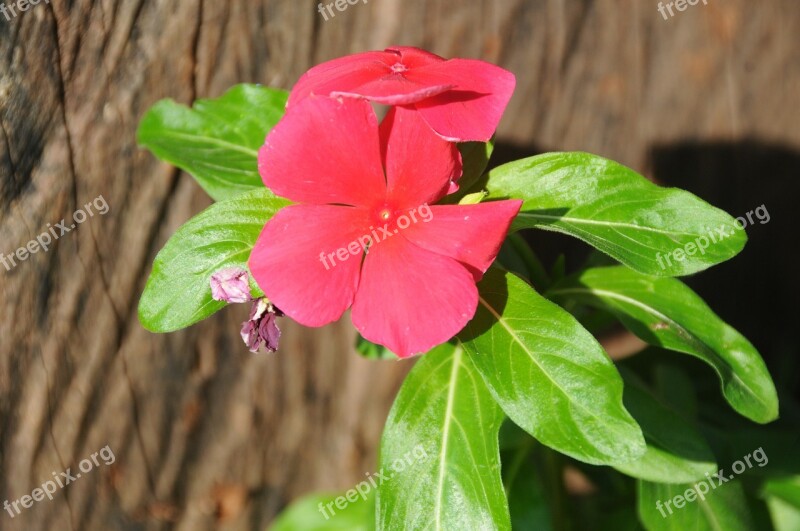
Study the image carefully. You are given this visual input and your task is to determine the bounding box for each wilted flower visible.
[240,298,282,353]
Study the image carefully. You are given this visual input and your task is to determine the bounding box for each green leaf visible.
[355,334,396,360]
[550,254,566,284]
[547,266,779,423]
[270,491,375,530]
[502,440,554,531]
[614,370,717,483]
[496,233,550,289]
[138,189,289,332]
[637,479,755,531]
[441,139,494,204]
[457,190,488,205]
[764,476,800,508]
[768,498,800,531]
[458,268,645,465]
[377,343,510,530]
[653,364,699,419]
[484,152,746,276]
[137,84,288,201]
[766,481,800,531]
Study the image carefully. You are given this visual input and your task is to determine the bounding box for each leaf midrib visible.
[517,212,703,237]
[547,286,767,411]
[144,130,260,158]
[433,345,462,531]
[477,294,621,434]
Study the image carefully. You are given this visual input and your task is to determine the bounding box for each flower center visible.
[379,208,392,221]
[390,62,408,74]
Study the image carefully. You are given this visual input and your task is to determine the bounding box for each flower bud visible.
[210,267,251,303]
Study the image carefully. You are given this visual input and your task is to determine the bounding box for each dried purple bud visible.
[240,298,282,353]
[210,267,251,303]
[258,312,281,352]
[240,320,260,351]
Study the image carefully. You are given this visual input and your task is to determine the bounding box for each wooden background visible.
[1,1,798,529]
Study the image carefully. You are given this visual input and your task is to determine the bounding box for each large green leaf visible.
[483,152,746,276]
[548,266,778,423]
[614,370,717,483]
[270,491,374,530]
[377,343,510,530]
[637,479,755,531]
[458,268,646,465]
[138,189,289,332]
[137,84,288,201]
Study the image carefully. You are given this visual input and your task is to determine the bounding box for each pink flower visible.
[248,96,521,357]
[210,267,251,303]
[287,46,516,142]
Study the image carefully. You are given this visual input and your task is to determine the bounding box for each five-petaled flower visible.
[248,96,521,357]
[287,46,515,142]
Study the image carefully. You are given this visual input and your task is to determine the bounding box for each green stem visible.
[504,437,534,498]
[541,447,570,531]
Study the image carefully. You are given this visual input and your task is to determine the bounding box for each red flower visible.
[248,96,521,357]
[287,46,516,142]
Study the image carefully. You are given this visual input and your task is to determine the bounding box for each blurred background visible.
[0,0,797,529]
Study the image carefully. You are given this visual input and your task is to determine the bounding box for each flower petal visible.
[248,204,372,327]
[332,47,452,104]
[287,51,393,108]
[379,106,462,208]
[258,96,386,206]
[351,236,478,358]
[401,201,523,279]
[412,59,516,141]
[385,46,446,67]
[332,81,454,106]
[289,48,452,107]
